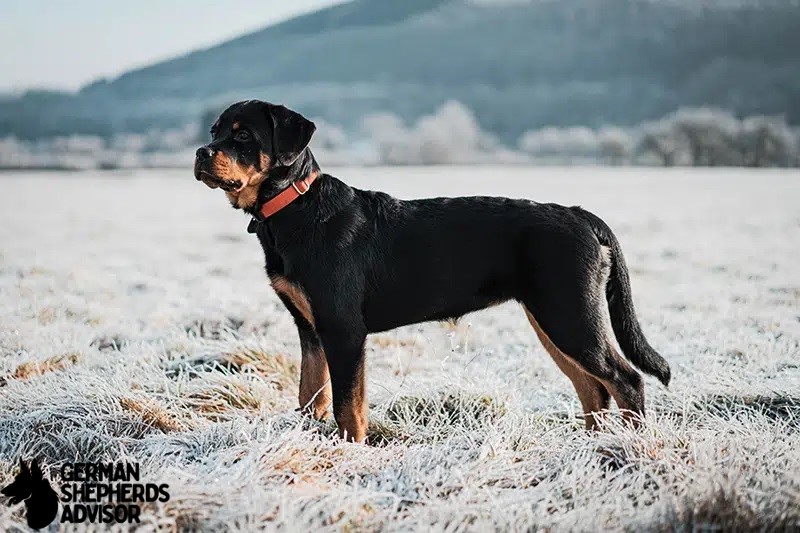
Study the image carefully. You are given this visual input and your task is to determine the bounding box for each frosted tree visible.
[669,108,741,167]
[598,126,632,165]
[415,101,490,165]
[739,116,797,167]
[360,102,503,165]
[360,112,411,165]
[518,127,599,162]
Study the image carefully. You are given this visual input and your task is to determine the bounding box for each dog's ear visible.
[1,460,33,503]
[19,459,30,480]
[267,104,316,167]
[30,459,44,481]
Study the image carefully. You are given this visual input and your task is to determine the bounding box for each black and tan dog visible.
[194,100,670,442]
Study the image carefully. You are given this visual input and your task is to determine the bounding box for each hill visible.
[2,0,798,141]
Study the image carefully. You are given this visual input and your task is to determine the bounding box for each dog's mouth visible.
[195,169,242,192]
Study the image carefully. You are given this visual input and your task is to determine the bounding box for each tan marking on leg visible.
[299,345,332,420]
[270,275,315,327]
[336,362,367,443]
[524,307,610,429]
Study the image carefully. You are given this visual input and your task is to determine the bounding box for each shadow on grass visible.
[702,394,800,425]
[183,318,246,340]
[655,487,800,533]
[364,390,509,445]
[165,349,298,389]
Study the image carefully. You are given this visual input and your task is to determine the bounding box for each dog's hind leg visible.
[524,308,610,429]
[523,300,644,426]
[521,238,645,426]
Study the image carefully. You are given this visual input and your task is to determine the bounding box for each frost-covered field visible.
[0,167,798,531]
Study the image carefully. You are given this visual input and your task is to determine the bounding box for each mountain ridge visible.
[2,0,798,141]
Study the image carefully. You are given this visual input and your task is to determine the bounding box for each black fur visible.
[1,459,59,529]
[574,209,671,386]
[195,100,670,438]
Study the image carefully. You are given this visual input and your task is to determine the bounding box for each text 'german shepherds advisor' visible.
[193,100,671,443]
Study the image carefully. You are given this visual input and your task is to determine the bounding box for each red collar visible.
[258,172,319,219]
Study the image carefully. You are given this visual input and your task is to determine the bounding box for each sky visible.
[0,0,345,93]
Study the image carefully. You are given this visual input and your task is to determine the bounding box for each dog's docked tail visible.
[575,208,671,386]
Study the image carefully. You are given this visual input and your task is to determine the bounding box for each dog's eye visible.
[234,130,251,142]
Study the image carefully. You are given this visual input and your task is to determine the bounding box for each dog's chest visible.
[257,240,311,323]
[269,274,315,326]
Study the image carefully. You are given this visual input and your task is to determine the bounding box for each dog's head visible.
[1,459,59,530]
[194,100,315,208]
[1,458,49,505]
[1,458,34,504]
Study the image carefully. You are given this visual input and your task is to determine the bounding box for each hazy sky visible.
[0,0,345,92]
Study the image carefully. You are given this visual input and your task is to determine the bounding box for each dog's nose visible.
[195,147,214,161]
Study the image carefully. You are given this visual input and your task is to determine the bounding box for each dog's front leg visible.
[317,321,368,443]
[297,325,332,421]
[272,280,332,420]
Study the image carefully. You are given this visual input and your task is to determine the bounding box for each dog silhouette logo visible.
[1,458,59,529]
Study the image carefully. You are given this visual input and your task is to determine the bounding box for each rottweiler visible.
[194,100,670,443]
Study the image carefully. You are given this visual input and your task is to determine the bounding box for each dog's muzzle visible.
[193,147,240,191]
[194,147,214,181]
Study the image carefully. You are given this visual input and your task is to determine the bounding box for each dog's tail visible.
[575,208,671,386]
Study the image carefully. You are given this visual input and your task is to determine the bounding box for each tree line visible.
[1,104,797,169]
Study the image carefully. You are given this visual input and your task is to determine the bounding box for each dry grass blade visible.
[7,353,80,382]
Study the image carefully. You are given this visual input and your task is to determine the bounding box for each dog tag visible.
[247,218,259,234]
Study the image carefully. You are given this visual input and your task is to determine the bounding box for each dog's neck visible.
[251,148,320,214]
[226,149,319,212]
[244,149,354,247]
